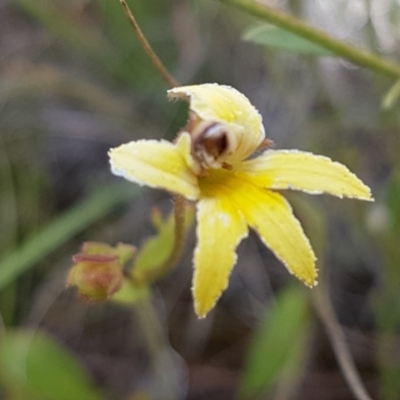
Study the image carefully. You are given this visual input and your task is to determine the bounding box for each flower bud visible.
[66,242,132,302]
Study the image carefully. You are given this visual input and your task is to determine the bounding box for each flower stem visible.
[313,286,374,400]
[119,0,180,88]
[216,0,400,79]
[133,295,183,399]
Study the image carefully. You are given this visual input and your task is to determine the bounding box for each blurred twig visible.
[216,0,400,79]
[313,285,374,400]
[119,0,179,88]
[0,184,140,291]
[119,0,189,285]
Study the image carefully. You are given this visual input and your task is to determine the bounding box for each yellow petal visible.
[175,132,202,175]
[230,180,317,287]
[240,150,373,200]
[168,84,265,164]
[109,135,200,200]
[193,196,248,318]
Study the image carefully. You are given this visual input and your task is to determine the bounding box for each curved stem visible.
[119,1,187,283]
[119,0,180,88]
[313,286,374,400]
[216,0,400,79]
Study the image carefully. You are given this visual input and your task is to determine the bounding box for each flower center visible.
[183,111,237,170]
[198,168,241,198]
[193,122,231,167]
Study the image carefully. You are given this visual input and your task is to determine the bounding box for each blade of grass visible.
[239,286,310,399]
[244,24,334,56]
[216,0,400,79]
[0,142,18,253]
[0,183,140,291]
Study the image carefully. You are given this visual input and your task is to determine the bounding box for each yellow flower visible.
[109,83,373,318]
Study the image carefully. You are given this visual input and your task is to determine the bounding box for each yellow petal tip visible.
[194,301,212,319]
[249,150,374,202]
[193,284,221,319]
[302,275,318,288]
[291,261,318,289]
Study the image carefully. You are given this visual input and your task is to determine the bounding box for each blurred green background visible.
[1,0,400,399]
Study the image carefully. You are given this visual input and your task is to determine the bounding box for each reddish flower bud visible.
[67,242,130,302]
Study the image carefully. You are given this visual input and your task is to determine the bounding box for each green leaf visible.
[0,183,140,291]
[0,329,102,400]
[243,24,334,56]
[380,362,400,400]
[239,286,310,399]
[382,79,400,110]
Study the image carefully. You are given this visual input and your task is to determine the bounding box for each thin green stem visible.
[216,0,400,79]
[133,296,181,400]
[119,0,179,88]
